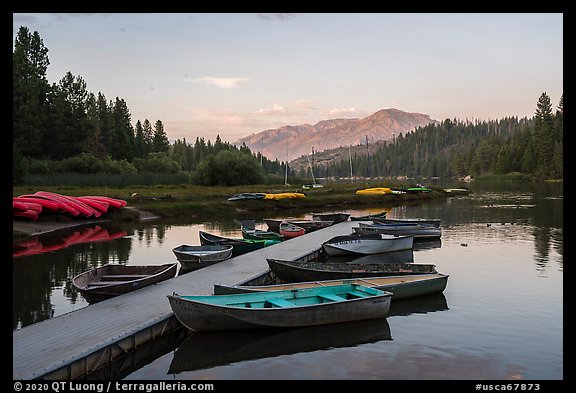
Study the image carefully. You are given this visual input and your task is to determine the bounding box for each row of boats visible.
[72,210,448,333]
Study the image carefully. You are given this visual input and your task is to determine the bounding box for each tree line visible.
[14,26,562,187]
[12,26,286,186]
[302,92,563,181]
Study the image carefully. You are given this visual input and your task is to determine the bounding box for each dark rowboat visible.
[73,263,178,304]
[241,227,284,241]
[214,272,448,300]
[372,217,442,228]
[172,245,233,271]
[266,258,437,282]
[311,212,350,224]
[167,283,392,331]
[353,222,442,239]
[198,231,279,256]
[350,211,387,221]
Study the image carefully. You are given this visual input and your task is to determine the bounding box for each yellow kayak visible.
[355,188,392,195]
[264,193,306,200]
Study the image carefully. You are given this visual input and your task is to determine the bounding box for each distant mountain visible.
[234,108,438,162]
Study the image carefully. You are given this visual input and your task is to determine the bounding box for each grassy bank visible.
[13,182,448,220]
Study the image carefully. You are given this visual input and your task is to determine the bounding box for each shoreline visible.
[13,207,159,238]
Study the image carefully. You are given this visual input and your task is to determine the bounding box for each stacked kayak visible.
[355,187,393,195]
[12,191,127,221]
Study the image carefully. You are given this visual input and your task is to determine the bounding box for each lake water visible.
[12,181,563,380]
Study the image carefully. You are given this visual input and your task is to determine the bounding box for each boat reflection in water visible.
[168,293,449,375]
[168,317,392,374]
[388,293,449,317]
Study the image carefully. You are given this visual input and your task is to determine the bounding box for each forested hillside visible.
[13,26,562,187]
[303,93,563,181]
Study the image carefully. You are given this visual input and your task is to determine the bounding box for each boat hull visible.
[172,245,233,271]
[73,263,178,304]
[322,234,414,255]
[168,285,392,331]
[215,273,448,300]
[267,259,437,282]
[353,223,442,239]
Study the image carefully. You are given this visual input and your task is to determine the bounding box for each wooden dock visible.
[13,221,357,380]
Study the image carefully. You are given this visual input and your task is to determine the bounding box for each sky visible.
[12,13,563,144]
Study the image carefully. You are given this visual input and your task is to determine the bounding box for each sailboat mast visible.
[349,144,353,182]
[284,137,288,186]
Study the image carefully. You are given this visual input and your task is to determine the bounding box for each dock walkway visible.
[13,221,356,380]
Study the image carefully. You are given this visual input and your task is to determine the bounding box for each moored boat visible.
[322,233,414,256]
[241,227,284,242]
[198,231,279,256]
[311,212,350,224]
[73,263,178,304]
[167,283,392,331]
[350,211,387,221]
[279,221,306,239]
[172,245,233,271]
[353,222,442,239]
[266,258,437,282]
[214,272,448,300]
[372,217,442,228]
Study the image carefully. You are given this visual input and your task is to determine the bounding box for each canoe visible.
[350,211,387,221]
[373,217,442,228]
[81,196,127,210]
[227,193,267,201]
[13,209,38,221]
[405,186,432,193]
[241,227,284,241]
[172,245,233,271]
[198,231,279,256]
[73,263,178,304]
[266,258,437,282]
[355,187,393,195]
[167,283,392,331]
[322,233,414,256]
[214,272,448,300]
[168,317,391,374]
[279,221,306,239]
[353,222,442,239]
[73,196,109,213]
[311,212,350,224]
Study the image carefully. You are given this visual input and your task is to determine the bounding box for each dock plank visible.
[13,221,357,380]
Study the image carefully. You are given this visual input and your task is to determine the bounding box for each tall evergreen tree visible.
[534,92,555,176]
[13,26,51,158]
[152,120,170,153]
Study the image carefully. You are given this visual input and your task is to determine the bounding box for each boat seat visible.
[347,290,370,298]
[266,298,296,308]
[100,275,148,281]
[318,293,345,302]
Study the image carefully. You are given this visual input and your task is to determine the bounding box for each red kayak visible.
[74,197,109,213]
[35,191,99,218]
[14,197,60,213]
[16,201,43,214]
[13,201,29,212]
[14,209,38,221]
[81,196,127,210]
[19,194,79,216]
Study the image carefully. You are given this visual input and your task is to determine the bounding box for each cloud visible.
[186,76,252,89]
[326,107,358,116]
[293,99,317,110]
[256,104,287,115]
[256,13,297,21]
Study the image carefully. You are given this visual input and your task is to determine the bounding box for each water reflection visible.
[388,293,449,317]
[168,317,392,375]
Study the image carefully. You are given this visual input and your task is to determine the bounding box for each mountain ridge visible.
[234,108,438,162]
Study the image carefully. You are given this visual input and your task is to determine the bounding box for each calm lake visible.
[12,181,563,380]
